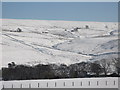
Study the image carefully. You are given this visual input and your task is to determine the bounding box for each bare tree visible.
[97,59,111,76]
[112,58,120,76]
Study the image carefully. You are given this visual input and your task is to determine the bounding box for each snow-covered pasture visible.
[1,19,119,67]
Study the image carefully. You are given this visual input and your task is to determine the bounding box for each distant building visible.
[17,28,22,32]
[85,25,89,29]
[42,31,49,33]
[71,27,80,32]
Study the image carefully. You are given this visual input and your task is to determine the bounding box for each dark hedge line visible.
[2,60,120,81]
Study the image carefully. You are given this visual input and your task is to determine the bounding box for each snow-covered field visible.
[1,19,119,67]
[0,19,119,89]
[1,77,119,88]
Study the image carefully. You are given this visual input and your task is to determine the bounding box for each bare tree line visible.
[2,58,120,81]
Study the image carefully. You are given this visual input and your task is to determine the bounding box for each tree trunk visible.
[103,69,107,76]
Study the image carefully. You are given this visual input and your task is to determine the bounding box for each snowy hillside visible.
[1,19,119,67]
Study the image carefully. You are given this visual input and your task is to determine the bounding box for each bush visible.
[90,63,102,76]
